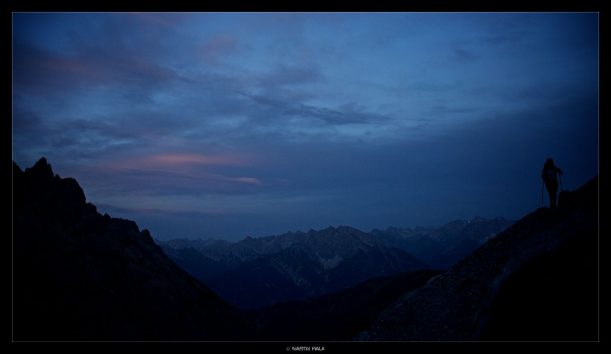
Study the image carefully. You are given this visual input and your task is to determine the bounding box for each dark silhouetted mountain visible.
[253,269,441,340]
[357,177,598,341]
[161,226,428,309]
[371,217,514,268]
[13,158,249,340]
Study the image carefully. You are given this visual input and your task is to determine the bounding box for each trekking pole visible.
[541,179,545,207]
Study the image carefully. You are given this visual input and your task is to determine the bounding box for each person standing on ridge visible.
[541,158,563,208]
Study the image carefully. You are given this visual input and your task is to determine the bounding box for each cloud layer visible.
[13,13,598,240]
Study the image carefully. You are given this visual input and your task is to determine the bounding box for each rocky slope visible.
[13,158,249,340]
[253,269,441,340]
[357,177,598,341]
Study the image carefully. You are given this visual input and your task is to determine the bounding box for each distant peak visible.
[386,226,406,232]
[445,219,468,227]
[336,225,358,232]
[319,225,362,235]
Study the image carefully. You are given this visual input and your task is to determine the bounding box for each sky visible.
[12,13,599,241]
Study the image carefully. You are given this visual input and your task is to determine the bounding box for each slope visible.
[253,269,441,340]
[13,158,249,340]
[358,176,598,341]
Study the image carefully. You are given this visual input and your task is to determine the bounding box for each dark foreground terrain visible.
[13,158,598,341]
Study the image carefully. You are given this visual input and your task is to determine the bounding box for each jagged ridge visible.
[13,158,249,340]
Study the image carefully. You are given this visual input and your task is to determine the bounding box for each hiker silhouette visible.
[541,158,563,208]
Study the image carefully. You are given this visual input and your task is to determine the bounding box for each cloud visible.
[147,153,248,166]
[450,47,478,62]
[72,163,264,200]
[479,15,533,46]
[13,42,180,96]
[13,13,191,99]
[199,33,241,64]
[128,13,190,28]
[12,13,598,241]
[246,94,390,126]
[102,152,256,170]
[13,13,404,157]
[259,65,323,87]
[230,177,262,185]
[431,104,481,116]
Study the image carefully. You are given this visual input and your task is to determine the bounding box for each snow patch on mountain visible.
[319,254,344,270]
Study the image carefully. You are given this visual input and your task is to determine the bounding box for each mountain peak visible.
[469,216,484,223]
[445,219,468,228]
[25,157,54,181]
[320,225,361,234]
[34,156,49,166]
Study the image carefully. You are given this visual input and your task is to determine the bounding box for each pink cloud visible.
[142,153,254,167]
[146,153,247,166]
[225,176,262,186]
[103,153,256,170]
[95,153,263,187]
[91,153,264,192]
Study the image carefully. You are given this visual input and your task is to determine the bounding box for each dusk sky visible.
[12,13,598,241]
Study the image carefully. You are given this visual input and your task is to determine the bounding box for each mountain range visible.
[160,217,512,309]
[371,217,514,268]
[162,226,428,309]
